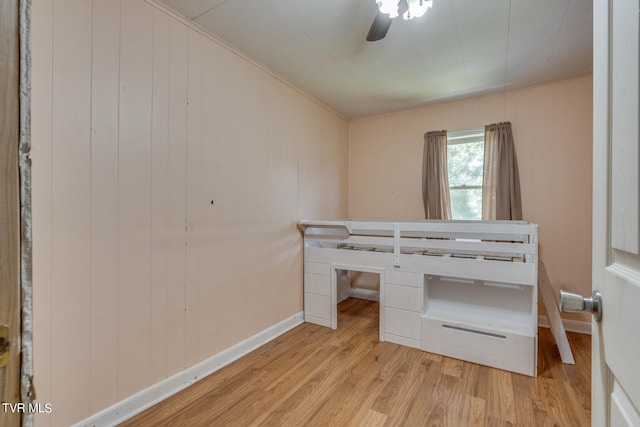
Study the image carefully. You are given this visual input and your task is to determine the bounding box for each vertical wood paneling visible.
[568,83,592,295]
[527,89,554,262]
[197,37,221,358]
[32,2,349,424]
[551,87,573,285]
[256,78,303,325]
[31,0,54,423]
[117,0,154,399]
[150,8,171,384]
[316,108,349,217]
[166,18,189,375]
[50,0,93,424]
[89,0,120,413]
[185,29,202,365]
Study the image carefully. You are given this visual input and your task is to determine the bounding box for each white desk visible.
[299,219,539,377]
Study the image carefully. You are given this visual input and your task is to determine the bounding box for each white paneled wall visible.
[31,1,348,425]
[348,77,593,323]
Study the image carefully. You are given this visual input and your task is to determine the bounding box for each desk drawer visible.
[305,274,330,296]
[385,283,422,312]
[305,293,331,321]
[384,307,421,340]
[305,261,330,276]
[421,316,536,377]
[385,270,423,287]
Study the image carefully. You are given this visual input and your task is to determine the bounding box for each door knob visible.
[560,290,602,322]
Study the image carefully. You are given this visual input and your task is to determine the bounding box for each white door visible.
[591,0,640,425]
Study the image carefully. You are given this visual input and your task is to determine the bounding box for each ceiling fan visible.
[366,10,394,42]
[366,0,433,42]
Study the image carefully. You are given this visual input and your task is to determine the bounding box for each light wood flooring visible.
[121,298,591,427]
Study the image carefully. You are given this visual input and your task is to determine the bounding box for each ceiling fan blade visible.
[366,10,393,42]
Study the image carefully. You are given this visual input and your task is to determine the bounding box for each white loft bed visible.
[298,218,540,377]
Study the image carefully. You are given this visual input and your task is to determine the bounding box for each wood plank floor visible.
[121,298,591,427]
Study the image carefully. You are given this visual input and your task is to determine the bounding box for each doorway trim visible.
[19,0,34,425]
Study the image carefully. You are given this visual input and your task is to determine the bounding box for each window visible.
[447,129,484,220]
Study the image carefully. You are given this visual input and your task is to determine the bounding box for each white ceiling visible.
[158,0,593,118]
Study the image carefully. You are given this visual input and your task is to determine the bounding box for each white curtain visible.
[422,130,452,220]
[482,122,522,220]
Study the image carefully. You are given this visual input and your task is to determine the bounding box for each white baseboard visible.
[538,315,592,335]
[72,312,304,427]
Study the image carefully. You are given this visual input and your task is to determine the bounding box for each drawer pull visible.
[442,324,506,339]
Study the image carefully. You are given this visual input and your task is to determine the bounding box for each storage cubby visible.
[424,275,535,336]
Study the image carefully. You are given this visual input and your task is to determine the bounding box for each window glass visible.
[449,187,482,220]
[447,134,484,220]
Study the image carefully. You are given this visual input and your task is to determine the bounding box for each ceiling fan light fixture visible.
[376,0,400,18]
[370,0,433,41]
[376,0,433,21]
[403,0,433,20]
